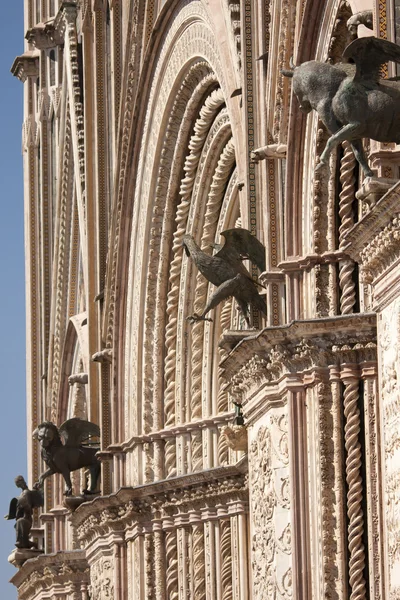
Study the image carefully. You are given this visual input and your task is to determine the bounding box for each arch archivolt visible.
[121,3,245,483]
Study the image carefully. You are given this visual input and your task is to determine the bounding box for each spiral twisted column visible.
[192,523,206,600]
[220,519,233,599]
[165,529,179,600]
[339,141,357,314]
[342,369,366,600]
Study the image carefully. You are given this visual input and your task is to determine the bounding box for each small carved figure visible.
[347,10,373,36]
[33,418,101,496]
[183,228,267,327]
[283,36,400,175]
[5,476,43,548]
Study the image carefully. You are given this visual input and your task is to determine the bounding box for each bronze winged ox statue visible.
[33,418,100,496]
[183,228,267,327]
[282,36,400,176]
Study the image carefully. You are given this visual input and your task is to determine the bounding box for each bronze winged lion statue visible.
[183,228,267,327]
[283,36,400,176]
[33,418,100,496]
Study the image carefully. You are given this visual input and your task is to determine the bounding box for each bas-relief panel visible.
[89,557,115,600]
[249,408,292,600]
[379,298,400,594]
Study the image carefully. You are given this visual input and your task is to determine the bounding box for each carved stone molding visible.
[221,314,377,405]
[70,462,248,547]
[10,550,89,600]
[342,181,400,302]
[11,51,40,82]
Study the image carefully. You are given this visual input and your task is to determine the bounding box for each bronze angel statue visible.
[5,475,44,549]
[33,418,101,496]
[282,36,400,176]
[183,228,267,326]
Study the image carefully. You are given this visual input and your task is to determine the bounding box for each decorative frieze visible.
[10,550,89,600]
[221,314,376,405]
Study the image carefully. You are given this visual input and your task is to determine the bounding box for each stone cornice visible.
[342,180,400,267]
[107,411,235,453]
[220,314,377,401]
[10,51,40,82]
[10,550,88,600]
[279,249,351,273]
[70,461,248,547]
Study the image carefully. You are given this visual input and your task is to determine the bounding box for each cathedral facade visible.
[9,0,400,598]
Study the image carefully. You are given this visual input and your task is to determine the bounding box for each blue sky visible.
[0,3,28,598]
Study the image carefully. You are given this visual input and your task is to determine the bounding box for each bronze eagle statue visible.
[183,228,267,327]
[282,36,400,176]
[33,418,100,496]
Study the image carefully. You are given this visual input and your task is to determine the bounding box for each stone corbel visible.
[91,349,113,363]
[25,18,64,49]
[68,372,88,385]
[250,143,287,163]
[8,548,43,569]
[221,425,248,452]
[355,175,399,208]
[10,51,40,82]
[367,143,400,181]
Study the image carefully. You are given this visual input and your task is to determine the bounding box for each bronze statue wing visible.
[5,497,18,520]
[27,489,44,509]
[343,36,400,83]
[217,229,266,272]
[58,418,100,447]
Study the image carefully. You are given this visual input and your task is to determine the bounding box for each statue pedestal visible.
[8,548,43,568]
[63,492,100,512]
[356,176,398,207]
[221,425,248,452]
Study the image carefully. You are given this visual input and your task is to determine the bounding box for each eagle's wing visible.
[217,229,266,272]
[343,36,400,83]
[58,418,100,447]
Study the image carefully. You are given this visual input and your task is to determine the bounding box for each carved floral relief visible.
[380,298,400,591]
[250,411,292,599]
[89,558,114,600]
